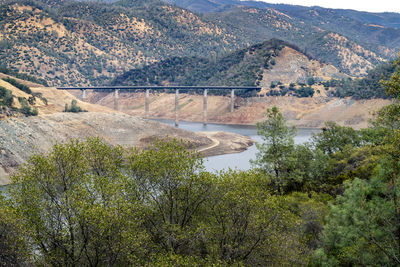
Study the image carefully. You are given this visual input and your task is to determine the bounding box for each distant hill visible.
[205,7,389,76]
[112,39,347,97]
[114,37,400,100]
[0,0,398,86]
[165,0,400,29]
[272,6,400,49]
[166,0,400,69]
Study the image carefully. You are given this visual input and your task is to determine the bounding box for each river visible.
[153,119,320,172]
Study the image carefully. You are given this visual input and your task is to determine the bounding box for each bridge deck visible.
[57,86,261,90]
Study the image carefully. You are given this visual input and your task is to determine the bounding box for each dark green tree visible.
[0,86,13,107]
[251,106,297,194]
[9,138,147,266]
[127,139,214,256]
[311,121,361,155]
[0,195,32,266]
[314,156,400,266]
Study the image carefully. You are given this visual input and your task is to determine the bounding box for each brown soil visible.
[259,47,347,95]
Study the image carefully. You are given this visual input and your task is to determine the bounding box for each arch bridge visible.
[57,86,261,126]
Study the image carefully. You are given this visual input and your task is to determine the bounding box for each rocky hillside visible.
[0,0,396,87]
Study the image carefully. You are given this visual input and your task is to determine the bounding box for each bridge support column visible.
[81,89,87,100]
[175,89,179,127]
[114,89,119,111]
[230,89,235,112]
[203,89,207,125]
[145,89,150,119]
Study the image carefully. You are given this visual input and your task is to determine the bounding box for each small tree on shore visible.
[251,106,297,194]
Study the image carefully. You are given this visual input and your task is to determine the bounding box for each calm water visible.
[153,119,320,172]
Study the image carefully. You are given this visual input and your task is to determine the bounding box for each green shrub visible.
[0,86,14,107]
[18,97,38,116]
[295,86,314,97]
[64,99,87,113]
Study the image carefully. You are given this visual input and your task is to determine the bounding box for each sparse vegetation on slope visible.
[0,80,39,117]
[0,86,13,107]
[63,99,87,112]
[0,65,48,86]
[0,0,397,87]
[0,0,245,86]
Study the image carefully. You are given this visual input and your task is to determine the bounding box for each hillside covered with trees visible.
[166,0,400,31]
[0,0,245,86]
[112,39,288,86]
[112,39,347,97]
[323,59,399,99]
[167,0,400,74]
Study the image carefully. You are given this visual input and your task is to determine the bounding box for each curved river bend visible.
[154,119,320,172]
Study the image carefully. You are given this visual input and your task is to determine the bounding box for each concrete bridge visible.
[57,86,261,126]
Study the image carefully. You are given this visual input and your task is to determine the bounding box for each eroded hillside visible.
[259,46,347,92]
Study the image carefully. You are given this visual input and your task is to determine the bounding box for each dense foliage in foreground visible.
[0,137,327,266]
[1,57,400,266]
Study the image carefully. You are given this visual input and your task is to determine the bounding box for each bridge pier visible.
[81,89,87,100]
[57,86,261,120]
[203,89,207,125]
[175,89,179,127]
[145,89,150,119]
[230,89,235,112]
[114,89,119,111]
